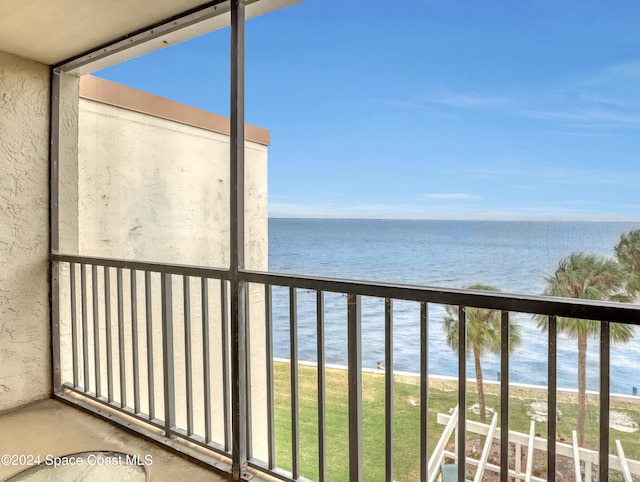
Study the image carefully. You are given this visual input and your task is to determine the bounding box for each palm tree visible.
[443,284,521,424]
[536,252,633,446]
[615,229,640,299]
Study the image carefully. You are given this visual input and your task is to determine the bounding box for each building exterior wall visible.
[0,51,51,410]
[59,77,270,457]
[75,76,268,270]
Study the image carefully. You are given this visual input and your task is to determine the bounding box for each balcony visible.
[44,253,640,482]
[2,1,640,482]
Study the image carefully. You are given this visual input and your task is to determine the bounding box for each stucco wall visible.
[75,76,269,270]
[0,51,50,410]
[77,98,269,268]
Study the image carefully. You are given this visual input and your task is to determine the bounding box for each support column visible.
[50,68,80,395]
[50,69,62,393]
[230,0,248,479]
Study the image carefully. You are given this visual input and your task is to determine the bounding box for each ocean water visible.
[267,218,640,395]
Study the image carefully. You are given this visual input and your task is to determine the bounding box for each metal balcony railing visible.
[51,253,640,482]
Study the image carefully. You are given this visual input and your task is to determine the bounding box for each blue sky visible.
[96,0,640,220]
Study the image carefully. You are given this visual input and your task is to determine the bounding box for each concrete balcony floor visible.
[0,398,229,481]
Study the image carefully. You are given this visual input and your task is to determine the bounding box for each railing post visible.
[420,302,429,482]
[81,264,89,392]
[51,260,61,393]
[161,273,175,438]
[317,291,327,482]
[599,321,610,481]
[92,265,101,398]
[265,285,276,469]
[70,263,78,388]
[244,286,253,461]
[184,275,193,436]
[548,315,557,482]
[385,298,394,482]
[501,311,510,482]
[144,271,154,419]
[231,279,248,479]
[131,269,140,413]
[458,306,467,482]
[105,267,113,403]
[202,278,212,443]
[117,268,126,408]
[347,293,363,482]
[230,0,248,478]
[289,288,300,478]
[221,280,232,451]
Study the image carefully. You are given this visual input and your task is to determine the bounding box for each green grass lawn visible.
[271,361,640,481]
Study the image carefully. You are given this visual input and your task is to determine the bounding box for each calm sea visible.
[268,218,640,395]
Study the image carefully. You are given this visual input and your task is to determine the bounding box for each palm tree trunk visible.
[474,348,487,425]
[577,332,587,447]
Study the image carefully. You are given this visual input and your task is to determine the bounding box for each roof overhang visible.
[0,0,301,74]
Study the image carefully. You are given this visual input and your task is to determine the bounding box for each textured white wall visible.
[0,51,50,410]
[77,98,268,270]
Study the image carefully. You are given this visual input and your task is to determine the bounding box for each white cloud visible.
[420,88,512,110]
[269,201,640,221]
[519,60,640,130]
[423,193,481,200]
[268,199,640,221]
[586,60,640,88]
[448,164,640,188]
[371,88,513,112]
[524,107,640,130]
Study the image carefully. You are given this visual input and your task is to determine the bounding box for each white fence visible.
[431,409,640,482]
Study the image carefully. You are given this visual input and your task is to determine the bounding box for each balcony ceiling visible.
[0,0,298,67]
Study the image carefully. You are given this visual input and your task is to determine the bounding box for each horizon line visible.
[268,215,640,223]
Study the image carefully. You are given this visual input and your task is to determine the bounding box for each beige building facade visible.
[74,75,269,269]
[70,76,269,456]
